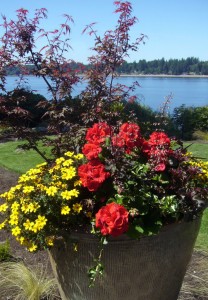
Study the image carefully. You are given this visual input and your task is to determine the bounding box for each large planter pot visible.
[49,216,202,300]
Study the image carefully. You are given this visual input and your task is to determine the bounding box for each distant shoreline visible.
[119,74,208,78]
[6,74,208,79]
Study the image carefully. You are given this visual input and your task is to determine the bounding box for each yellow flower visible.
[61,189,79,200]
[14,184,22,190]
[11,226,21,236]
[0,220,7,229]
[45,236,55,246]
[23,219,34,231]
[16,236,26,245]
[45,186,58,196]
[36,183,45,191]
[73,203,83,213]
[61,167,76,180]
[33,215,47,232]
[74,153,84,160]
[28,243,38,252]
[74,180,82,187]
[9,215,19,226]
[11,201,20,211]
[2,190,15,201]
[69,189,79,197]
[23,185,35,194]
[55,157,65,165]
[61,205,71,215]
[0,203,8,212]
[27,168,42,176]
[18,174,30,183]
[63,159,73,167]
[52,175,59,181]
[21,203,29,213]
[21,202,40,213]
[29,202,40,212]
[36,162,47,168]
[65,151,74,157]
[49,167,55,174]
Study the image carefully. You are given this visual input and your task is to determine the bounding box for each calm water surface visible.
[5,76,208,111]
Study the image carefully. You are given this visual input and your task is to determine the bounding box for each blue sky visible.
[0,0,208,63]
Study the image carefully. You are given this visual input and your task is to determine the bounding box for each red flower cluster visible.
[82,143,102,160]
[112,123,143,153]
[79,123,173,192]
[95,202,129,237]
[86,122,111,145]
[78,160,110,192]
[78,122,111,192]
[143,132,172,171]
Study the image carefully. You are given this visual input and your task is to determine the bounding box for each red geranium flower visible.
[113,122,144,152]
[82,143,102,160]
[148,131,170,147]
[95,202,129,237]
[78,160,110,192]
[142,131,172,171]
[86,122,111,145]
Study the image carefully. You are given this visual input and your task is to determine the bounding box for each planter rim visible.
[58,214,203,244]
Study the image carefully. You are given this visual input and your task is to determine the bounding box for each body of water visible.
[5,76,208,111]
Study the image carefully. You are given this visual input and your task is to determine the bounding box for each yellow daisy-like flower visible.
[18,174,30,183]
[21,203,29,213]
[48,167,55,174]
[33,215,47,232]
[52,175,59,181]
[61,205,71,215]
[14,184,22,191]
[0,203,8,212]
[0,220,7,230]
[28,243,38,252]
[55,157,65,165]
[2,190,15,201]
[45,186,58,196]
[74,153,84,160]
[21,202,40,213]
[73,203,83,213]
[11,226,21,236]
[36,183,46,191]
[74,180,82,187]
[69,189,79,197]
[27,168,42,176]
[23,219,35,231]
[61,167,76,180]
[63,159,73,167]
[61,189,79,200]
[9,215,19,226]
[36,162,47,168]
[65,151,74,157]
[23,185,35,194]
[11,201,20,211]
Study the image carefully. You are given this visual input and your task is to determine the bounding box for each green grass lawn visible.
[0,139,207,249]
[0,140,47,174]
[184,142,208,160]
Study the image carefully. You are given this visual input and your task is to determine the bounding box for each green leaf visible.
[135,225,144,234]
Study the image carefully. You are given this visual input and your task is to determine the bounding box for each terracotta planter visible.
[49,216,202,300]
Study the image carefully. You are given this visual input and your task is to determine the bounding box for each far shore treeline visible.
[0,88,207,142]
[5,57,208,76]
